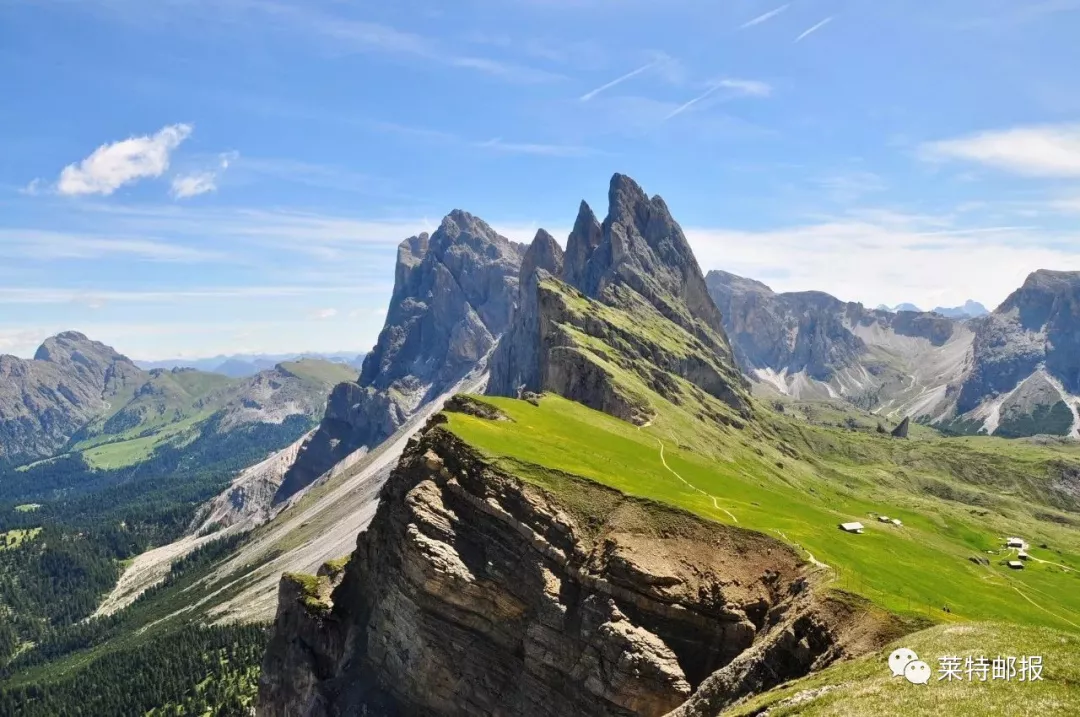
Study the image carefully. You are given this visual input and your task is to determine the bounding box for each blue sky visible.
[3,0,1080,359]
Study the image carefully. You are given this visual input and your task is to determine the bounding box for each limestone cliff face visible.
[259,412,901,717]
[487,174,751,420]
[274,213,525,503]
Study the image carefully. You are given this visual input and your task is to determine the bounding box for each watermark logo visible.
[889,648,919,678]
[904,660,932,685]
[889,648,1044,684]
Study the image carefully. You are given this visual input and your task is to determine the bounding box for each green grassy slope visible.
[277,359,357,387]
[448,395,1080,633]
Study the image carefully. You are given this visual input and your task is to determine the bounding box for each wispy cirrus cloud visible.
[0,228,222,262]
[245,1,565,83]
[476,138,596,157]
[665,79,772,120]
[0,284,386,305]
[42,124,193,196]
[795,16,834,42]
[740,3,789,29]
[579,56,669,101]
[921,123,1080,177]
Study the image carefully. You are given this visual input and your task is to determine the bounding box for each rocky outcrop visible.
[259,419,903,717]
[0,332,144,465]
[891,417,910,439]
[488,174,751,420]
[274,213,525,503]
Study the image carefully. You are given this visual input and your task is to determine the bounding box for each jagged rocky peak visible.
[567,174,728,341]
[563,200,602,289]
[522,228,565,280]
[488,173,751,421]
[273,211,525,504]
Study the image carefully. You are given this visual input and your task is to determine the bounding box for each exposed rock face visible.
[259,420,898,717]
[275,212,525,503]
[705,268,1080,438]
[488,230,566,397]
[190,432,311,534]
[488,174,751,420]
[705,270,979,424]
[959,271,1080,411]
[0,332,144,464]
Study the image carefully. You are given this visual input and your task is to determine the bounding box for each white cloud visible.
[921,124,1080,177]
[740,4,789,29]
[684,217,1080,310]
[171,172,218,199]
[20,179,45,196]
[171,151,236,199]
[311,308,338,319]
[57,123,193,196]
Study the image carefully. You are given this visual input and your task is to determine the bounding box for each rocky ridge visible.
[273,212,525,504]
[258,415,902,717]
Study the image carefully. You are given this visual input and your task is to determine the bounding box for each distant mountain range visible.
[710,271,1080,438]
[137,352,365,378]
[0,332,359,468]
[875,300,990,318]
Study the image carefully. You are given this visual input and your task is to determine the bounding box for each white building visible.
[840,522,864,534]
[1008,560,1024,570]
[1007,537,1025,549]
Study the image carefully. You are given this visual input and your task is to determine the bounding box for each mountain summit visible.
[273,211,526,503]
[0,332,143,464]
[488,173,750,423]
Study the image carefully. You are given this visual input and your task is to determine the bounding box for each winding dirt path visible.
[774,529,831,570]
[1008,584,1080,631]
[655,438,738,523]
